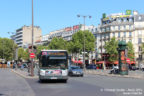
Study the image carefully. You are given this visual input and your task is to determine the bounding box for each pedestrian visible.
[21,63,24,70]
[7,61,11,68]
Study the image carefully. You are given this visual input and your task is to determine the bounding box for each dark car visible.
[129,65,136,71]
[86,64,97,69]
[68,66,83,77]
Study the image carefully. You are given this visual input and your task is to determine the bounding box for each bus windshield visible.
[39,51,68,69]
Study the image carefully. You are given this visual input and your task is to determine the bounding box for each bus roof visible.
[41,50,67,52]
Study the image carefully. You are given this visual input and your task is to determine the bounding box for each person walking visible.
[7,61,11,68]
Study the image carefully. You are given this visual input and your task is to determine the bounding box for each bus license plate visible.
[50,77,57,79]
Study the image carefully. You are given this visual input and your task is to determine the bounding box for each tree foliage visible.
[48,37,67,50]
[71,30,95,53]
[141,43,144,54]
[18,47,29,60]
[0,38,17,61]
[127,41,135,60]
[104,37,118,62]
[36,45,49,55]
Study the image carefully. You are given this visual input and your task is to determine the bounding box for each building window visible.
[118,26,120,30]
[118,18,121,23]
[95,28,97,32]
[139,46,142,51]
[139,55,142,60]
[124,25,126,30]
[113,26,115,31]
[106,27,110,31]
[138,16,142,21]
[129,25,131,30]
[129,39,132,42]
[138,38,142,44]
[129,32,132,37]
[113,33,115,37]
[123,18,127,22]
[118,32,120,38]
[129,18,133,22]
[124,32,126,37]
[138,31,142,35]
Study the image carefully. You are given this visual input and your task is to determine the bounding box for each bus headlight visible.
[62,70,68,76]
[40,70,45,76]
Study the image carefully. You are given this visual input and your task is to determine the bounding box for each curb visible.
[11,69,38,79]
[85,71,144,79]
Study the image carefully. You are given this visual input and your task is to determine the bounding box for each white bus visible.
[38,50,68,83]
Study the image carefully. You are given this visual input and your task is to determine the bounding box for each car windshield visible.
[71,66,80,69]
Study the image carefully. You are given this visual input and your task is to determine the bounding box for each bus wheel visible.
[63,80,67,83]
[39,79,43,83]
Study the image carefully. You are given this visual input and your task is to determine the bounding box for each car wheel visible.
[39,79,43,83]
[63,80,67,83]
[81,74,83,77]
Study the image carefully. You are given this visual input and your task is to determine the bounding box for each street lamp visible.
[31,0,34,76]
[77,15,92,70]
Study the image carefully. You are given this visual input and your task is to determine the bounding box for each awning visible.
[114,61,118,64]
[96,61,104,64]
[72,60,83,64]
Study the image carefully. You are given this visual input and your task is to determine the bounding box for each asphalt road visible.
[1,69,144,96]
[26,74,144,96]
[26,77,116,96]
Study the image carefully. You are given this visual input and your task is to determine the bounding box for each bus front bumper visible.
[39,75,68,80]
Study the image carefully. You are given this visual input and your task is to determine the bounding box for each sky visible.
[0,0,144,38]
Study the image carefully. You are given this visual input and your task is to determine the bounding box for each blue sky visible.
[0,0,144,38]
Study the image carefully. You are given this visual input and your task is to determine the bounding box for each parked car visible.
[86,64,97,69]
[129,65,136,71]
[110,65,119,74]
[68,66,83,77]
[22,63,28,68]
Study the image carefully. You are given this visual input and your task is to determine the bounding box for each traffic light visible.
[28,45,37,53]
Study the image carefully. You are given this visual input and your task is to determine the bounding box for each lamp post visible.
[31,0,34,76]
[77,15,91,70]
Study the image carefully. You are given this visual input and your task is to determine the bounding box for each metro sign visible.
[30,53,35,59]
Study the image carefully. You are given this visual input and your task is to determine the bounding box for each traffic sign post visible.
[30,53,35,59]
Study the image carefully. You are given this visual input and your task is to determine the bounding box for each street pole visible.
[31,0,34,76]
[2,40,4,60]
[77,15,91,70]
[83,16,86,70]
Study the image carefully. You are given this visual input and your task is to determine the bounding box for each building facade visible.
[44,24,94,42]
[95,11,144,63]
[11,25,42,48]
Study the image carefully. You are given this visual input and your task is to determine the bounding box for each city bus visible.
[38,50,69,83]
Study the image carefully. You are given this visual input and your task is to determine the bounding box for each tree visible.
[48,37,67,50]
[141,43,144,54]
[36,45,49,56]
[18,48,29,61]
[104,37,118,62]
[71,30,95,53]
[18,48,25,60]
[0,38,17,61]
[127,41,135,60]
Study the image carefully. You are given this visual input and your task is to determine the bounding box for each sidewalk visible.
[11,68,144,79]
[11,68,38,79]
[85,69,144,79]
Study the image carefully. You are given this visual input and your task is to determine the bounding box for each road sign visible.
[30,53,35,58]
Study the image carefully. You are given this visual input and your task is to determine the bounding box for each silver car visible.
[68,66,83,77]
